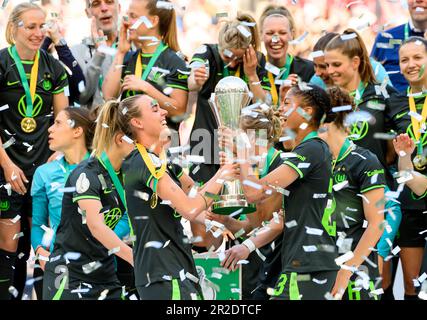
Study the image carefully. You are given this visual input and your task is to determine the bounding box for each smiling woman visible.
[0,2,68,300]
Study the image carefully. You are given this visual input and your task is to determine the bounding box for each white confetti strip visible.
[144,241,163,249]
[303,245,317,252]
[185,272,199,283]
[13,232,24,240]
[335,251,354,265]
[78,81,85,93]
[341,33,357,41]
[236,260,249,265]
[237,25,251,38]
[265,62,281,76]
[285,220,298,228]
[8,286,18,298]
[332,105,352,113]
[10,215,21,224]
[297,162,310,169]
[243,180,262,190]
[179,269,186,281]
[0,104,9,111]
[312,278,327,285]
[63,252,81,260]
[333,180,349,191]
[82,261,102,274]
[2,137,15,149]
[156,1,174,9]
[108,247,120,256]
[310,50,324,58]
[97,44,117,56]
[370,288,384,295]
[418,273,427,283]
[305,226,324,236]
[289,31,308,45]
[391,246,401,255]
[362,220,369,228]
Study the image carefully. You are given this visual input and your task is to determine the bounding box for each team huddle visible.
[0,0,426,301]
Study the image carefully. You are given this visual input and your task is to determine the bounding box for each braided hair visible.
[240,107,282,143]
[323,86,355,130]
[288,84,331,128]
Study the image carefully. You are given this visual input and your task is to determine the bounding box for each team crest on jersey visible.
[43,78,52,91]
[334,172,346,184]
[0,200,10,211]
[349,121,369,141]
[18,94,43,118]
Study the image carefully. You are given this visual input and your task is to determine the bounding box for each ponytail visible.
[324,86,355,130]
[236,12,260,52]
[325,28,376,84]
[145,0,180,52]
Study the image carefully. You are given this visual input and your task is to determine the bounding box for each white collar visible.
[408,18,424,33]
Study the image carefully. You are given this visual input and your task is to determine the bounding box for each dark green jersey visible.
[387,91,427,210]
[280,133,338,273]
[123,149,198,287]
[0,47,68,175]
[333,141,386,275]
[349,83,398,179]
[120,47,189,131]
[47,157,125,284]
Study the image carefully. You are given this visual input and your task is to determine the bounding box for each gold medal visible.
[150,192,158,209]
[21,117,37,133]
[413,154,427,171]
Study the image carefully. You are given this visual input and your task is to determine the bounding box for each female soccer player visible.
[42,99,135,300]
[102,0,188,132]
[0,2,68,299]
[121,94,239,300]
[320,86,385,300]
[222,84,339,300]
[387,37,427,300]
[259,5,314,107]
[188,13,270,184]
[206,106,284,299]
[31,107,95,298]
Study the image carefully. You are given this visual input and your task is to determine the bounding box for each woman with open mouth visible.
[259,5,314,108]
[386,36,427,300]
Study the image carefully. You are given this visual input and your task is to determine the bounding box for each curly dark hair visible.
[323,86,355,130]
[289,84,331,128]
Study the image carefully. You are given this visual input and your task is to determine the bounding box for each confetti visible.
[0,104,9,111]
[335,251,354,265]
[303,245,317,252]
[108,247,120,256]
[289,31,309,45]
[391,246,401,255]
[237,25,251,38]
[144,241,163,249]
[305,226,324,236]
[418,273,427,283]
[63,252,81,260]
[312,278,328,285]
[310,50,324,59]
[297,162,310,169]
[333,180,349,191]
[82,261,102,274]
[313,193,327,199]
[332,105,352,113]
[58,187,76,193]
[8,286,18,298]
[97,45,117,56]
[265,62,281,76]
[340,33,357,41]
[243,180,262,190]
[373,132,396,140]
[285,220,298,228]
[76,173,90,194]
[2,137,15,149]
[10,215,21,224]
[156,1,174,9]
[185,272,199,283]
[78,81,85,93]
[13,232,24,240]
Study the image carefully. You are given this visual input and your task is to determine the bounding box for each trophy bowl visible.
[211,76,256,215]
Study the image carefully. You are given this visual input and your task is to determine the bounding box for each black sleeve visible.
[51,57,69,94]
[164,53,189,91]
[71,168,102,202]
[56,45,85,104]
[282,139,321,179]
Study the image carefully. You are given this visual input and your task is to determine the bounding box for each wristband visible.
[242,239,256,253]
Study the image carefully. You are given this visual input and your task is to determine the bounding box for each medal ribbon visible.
[10,46,40,118]
[136,143,167,193]
[408,89,427,154]
[349,81,367,107]
[99,151,127,207]
[268,54,294,106]
[135,42,167,81]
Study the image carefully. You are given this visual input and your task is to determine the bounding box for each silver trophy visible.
[209,76,256,215]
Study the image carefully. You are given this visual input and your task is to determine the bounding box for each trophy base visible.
[212,195,256,215]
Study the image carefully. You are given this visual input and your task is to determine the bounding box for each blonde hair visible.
[240,107,282,143]
[143,0,180,52]
[218,13,260,52]
[92,96,142,157]
[6,3,45,45]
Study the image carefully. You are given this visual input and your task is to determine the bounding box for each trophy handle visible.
[208,93,222,127]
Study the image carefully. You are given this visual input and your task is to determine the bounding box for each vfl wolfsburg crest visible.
[18,93,43,118]
[43,78,52,91]
[349,121,369,141]
[0,200,10,211]
[334,173,346,184]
